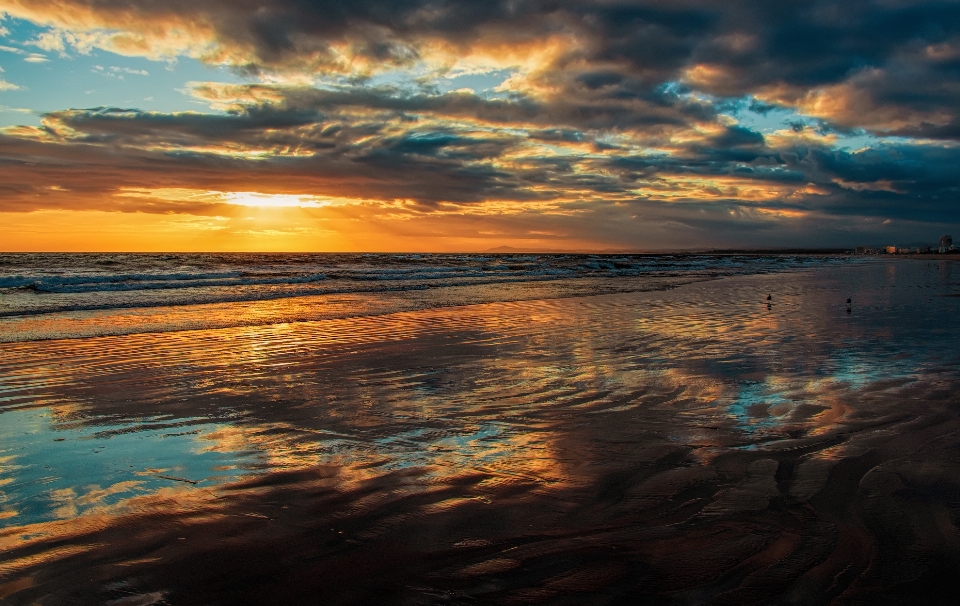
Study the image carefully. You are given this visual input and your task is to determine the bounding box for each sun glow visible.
[224,192,329,208]
[115,187,360,209]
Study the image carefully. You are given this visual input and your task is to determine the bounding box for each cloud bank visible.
[1,0,958,248]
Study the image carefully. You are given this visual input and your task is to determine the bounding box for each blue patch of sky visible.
[434,68,515,96]
[358,65,516,98]
[660,80,886,152]
[724,96,881,152]
[0,17,253,128]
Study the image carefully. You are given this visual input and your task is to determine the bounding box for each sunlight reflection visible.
[1,260,959,602]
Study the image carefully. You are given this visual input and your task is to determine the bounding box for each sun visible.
[224,192,327,208]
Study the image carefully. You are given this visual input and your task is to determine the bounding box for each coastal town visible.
[856,235,957,255]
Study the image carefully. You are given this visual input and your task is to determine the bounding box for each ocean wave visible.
[0,271,244,291]
[0,274,567,318]
[0,254,857,321]
[0,263,659,295]
[18,272,329,294]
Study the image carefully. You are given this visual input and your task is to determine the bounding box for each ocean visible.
[2,254,960,604]
[0,253,839,341]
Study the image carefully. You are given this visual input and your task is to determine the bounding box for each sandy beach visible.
[2,258,960,604]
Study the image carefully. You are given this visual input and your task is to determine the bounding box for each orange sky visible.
[1,0,958,250]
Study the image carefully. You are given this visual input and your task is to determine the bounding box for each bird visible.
[766,294,772,302]
[846,297,852,313]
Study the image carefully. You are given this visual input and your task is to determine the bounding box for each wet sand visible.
[2,259,960,604]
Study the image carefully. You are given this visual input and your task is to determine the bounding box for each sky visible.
[0,0,959,252]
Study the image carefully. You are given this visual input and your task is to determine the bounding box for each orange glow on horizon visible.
[0,210,610,252]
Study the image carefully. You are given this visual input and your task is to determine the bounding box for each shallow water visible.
[1,258,960,604]
[0,253,843,341]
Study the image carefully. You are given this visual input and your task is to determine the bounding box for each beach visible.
[2,256,960,604]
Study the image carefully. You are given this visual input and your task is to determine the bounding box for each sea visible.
[2,253,960,605]
[0,252,842,342]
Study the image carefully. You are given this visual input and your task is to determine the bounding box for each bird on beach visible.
[846,298,852,313]
[766,294,772,302]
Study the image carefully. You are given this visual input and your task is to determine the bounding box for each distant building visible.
[885,245,898,254]
[855,246,867,254]
[941,235,953,253]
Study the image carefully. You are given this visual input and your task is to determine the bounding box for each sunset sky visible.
[1,0,958,251]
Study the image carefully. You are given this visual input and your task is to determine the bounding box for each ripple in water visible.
[0,258,959,604]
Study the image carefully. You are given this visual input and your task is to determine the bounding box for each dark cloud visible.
[2,87,958,232]
[2,0,959,246]
[188,82,717,133]
[527,129,586,143]
[8,0,960,135]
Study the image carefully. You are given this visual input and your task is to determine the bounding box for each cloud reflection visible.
[1,260,960,602]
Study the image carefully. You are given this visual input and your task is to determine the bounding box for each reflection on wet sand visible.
[2,260,960,604]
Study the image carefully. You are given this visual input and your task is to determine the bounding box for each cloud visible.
[0,0,958,139]
[23,52,47,62]
[30,27,66,53]
[1,83,957,242]
[188,81,716,135]
[92,64,150,78]
[0,77,19,90]
[0,1,958,247]
[110,66,148,76]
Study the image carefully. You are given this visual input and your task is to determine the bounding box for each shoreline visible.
[0,253,848,343]
[0,275,708,344]
[5,254,952,345]
[890,253,960,260]
[1,259,960,604]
